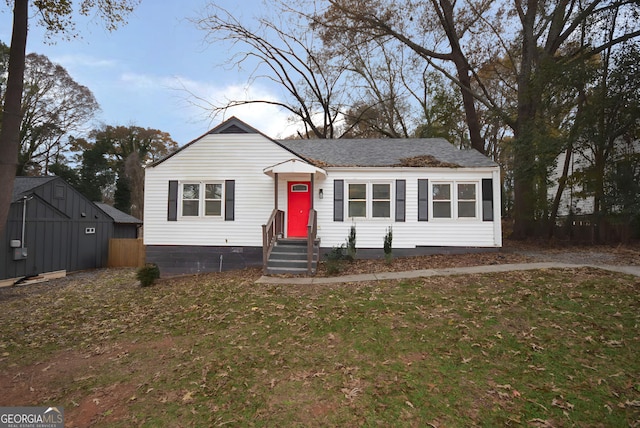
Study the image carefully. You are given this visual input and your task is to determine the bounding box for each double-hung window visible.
[431,181,478,219]
[347,182,391,219]
[457,183,477,218]
[432,183,452,218]
[348,183,367,218]
[180,182,223,217]
[372,183,391,218]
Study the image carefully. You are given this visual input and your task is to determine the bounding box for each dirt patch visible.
[0,336,177,427]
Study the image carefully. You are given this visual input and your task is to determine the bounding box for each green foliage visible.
[345,225,357,261]
[114,174,131,214]
[49,162,80,188]
[325,245,347,275]
[383,226,393,264]
[33,0,140,39]
[68,126,177,208]
[75,138,114,202]
[136,263,160,287]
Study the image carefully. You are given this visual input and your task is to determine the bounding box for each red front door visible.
[287,181,311,238]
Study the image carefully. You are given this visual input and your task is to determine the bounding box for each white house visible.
[144,117,502,276]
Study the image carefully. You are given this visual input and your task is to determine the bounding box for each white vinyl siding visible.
[145,132,501,249]
[144,134,304,246]
[316,168,502,248]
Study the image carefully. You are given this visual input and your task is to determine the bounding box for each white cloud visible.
[50,53,119,69]
[119,72,175,90]
[169,76,303,139]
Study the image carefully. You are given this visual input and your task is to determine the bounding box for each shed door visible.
[287,182,311,238]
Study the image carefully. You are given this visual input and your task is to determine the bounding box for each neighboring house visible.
[549,139,640,218]
[548,150,595,217]
[1,176,142,282]
[95,203,143,238]
[144,117,502,276]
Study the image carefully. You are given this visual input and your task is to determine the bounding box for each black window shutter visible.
[334,180,344,222]
[395,180,406,222]
[482,178,493,221]
[168,180,178,221]
[418,179,429,221]
[225,180,235,221]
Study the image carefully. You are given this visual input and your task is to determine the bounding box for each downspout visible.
[21,195,30,249]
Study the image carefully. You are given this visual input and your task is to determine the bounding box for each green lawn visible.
[0,267,638,427]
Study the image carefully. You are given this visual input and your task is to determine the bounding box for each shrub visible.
[346,225,357,261]
[383,226,393,264]
[137,263,160,287]
[325,244,346,275]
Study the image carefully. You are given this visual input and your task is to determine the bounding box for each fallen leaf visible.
[552,397,574,411]
[182,391,195,403]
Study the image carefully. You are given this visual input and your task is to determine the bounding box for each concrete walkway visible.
[255,262,640,285]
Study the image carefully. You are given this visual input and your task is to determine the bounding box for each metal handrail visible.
[262,209,284,274]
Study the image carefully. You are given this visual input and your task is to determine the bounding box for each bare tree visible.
[332,36,413,138]
[193,4,351,139]
[309,0,640,238]
[9,52,100,175]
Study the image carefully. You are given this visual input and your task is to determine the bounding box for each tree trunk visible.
[0,0,28,237]
[512,139,536,239]
[511,0,539,240]
[547,144,573,238]
[591,146,607,243]
[436,0,485,154]
[452,54,485,154]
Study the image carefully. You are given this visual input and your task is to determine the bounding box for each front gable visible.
[148,117,310,170]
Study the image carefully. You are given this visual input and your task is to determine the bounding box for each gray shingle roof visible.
[95,203,143,224]
[12,176,57,202]
[277,138,497,168]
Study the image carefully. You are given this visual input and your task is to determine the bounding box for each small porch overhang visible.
[263,159,327,177]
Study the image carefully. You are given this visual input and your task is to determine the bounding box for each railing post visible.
[263,209,284,275]
[306,209,317,275]
[262,224,268,274]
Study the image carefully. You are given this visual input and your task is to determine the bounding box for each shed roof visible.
[95,203,143,225]
[278,138,497,168]
[12,176,57,202]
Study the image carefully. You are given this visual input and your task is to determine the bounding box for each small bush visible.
[137,263,160,287]
[325,245,347,275]
[383,226,393,264]
[346,225,357,261]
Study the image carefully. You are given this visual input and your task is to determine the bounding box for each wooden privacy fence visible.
[108,238,145,268]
